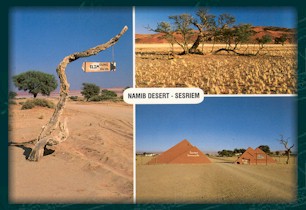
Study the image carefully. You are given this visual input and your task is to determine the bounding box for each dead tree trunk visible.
[279,135,294,164]
[27,26,128,161]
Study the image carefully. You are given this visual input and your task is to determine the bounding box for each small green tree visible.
[256,34,272,48]
[275,34,287,45]
[13,71,58,98]
[81,83,100,101]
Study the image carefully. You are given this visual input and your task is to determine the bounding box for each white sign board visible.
[82,62,116,72]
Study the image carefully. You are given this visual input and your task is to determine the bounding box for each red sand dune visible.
[147,139,211,164]
[136,26,295,44]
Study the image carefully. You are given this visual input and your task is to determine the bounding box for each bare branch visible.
[27,26,128,161]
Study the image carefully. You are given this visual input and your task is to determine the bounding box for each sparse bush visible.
[9,91,17,99]
[101,89,117,98]
[32,98,55,108]
[88,95,104,101]
[81,83,100,101]
[9,100,17,105]
[69,96,78,101]
[88,89,118,101]
[21,100,35,110]
[21,98,55,110]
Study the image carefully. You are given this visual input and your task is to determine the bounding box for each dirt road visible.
[136,157,296,203]
[9,101,133,203]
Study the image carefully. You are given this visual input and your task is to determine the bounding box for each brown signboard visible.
[82,62,116,72]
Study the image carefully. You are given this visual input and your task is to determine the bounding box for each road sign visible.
[82,62,116,72]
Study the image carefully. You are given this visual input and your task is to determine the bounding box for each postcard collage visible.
[7,6,300,207]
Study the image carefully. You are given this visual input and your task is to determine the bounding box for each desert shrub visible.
[88,95,104,101]
[21,100,35,109]
[9,100,17,105]
[88,89,118,102]
[69,96,78,101]
[101,89,117,98]
[81,83,100,101]
[21,98,55,110]
[32,98,55,108]
[9,91,17,99]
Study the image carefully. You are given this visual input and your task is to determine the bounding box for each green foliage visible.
[232,24,254,46]
[21,101,35,110]
[88,95,104,101]
[81,83,100,101]
[218,149,235,157]
[21,98,55,110]
[13,70,58,98]
[256,35,272,48]
[274,34,287,45]
[218,148,246,157]
[88,89,118,101]
[233,148,246,154]
[101,89,117,98]
[9,91,17,99]
[258,145,271,154]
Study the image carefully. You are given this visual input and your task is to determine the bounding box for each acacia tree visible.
[151,14,194,54]
[27,26,128,161]
[13,71,58,98]
[189,9,216,54]
[256,34,272,54]
[279,135,294,164]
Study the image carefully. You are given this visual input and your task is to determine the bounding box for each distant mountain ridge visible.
[136,26,296,44]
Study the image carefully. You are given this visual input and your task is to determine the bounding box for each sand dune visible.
[9,100,133,203]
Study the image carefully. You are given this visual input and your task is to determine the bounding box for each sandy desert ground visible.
[136,155,296,204]
[136,44,297,94]
[9,98,133,203]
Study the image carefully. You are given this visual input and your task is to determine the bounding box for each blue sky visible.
[10,7,133,90]
[136,7,296,34]
[136,97,297,153]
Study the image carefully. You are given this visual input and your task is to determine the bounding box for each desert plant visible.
[101,89,117,98]
[81,83,100,101]
[21,100,35,109]
[9,91,17,99]
[69,96,78,101]
[258,145,271,154]
[13,70,58,98]
[21,98,55,110]
[279,135,294,164]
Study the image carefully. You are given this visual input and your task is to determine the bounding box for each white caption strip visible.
[123,88,204,104]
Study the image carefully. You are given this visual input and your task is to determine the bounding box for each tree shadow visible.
[13,145,55,160]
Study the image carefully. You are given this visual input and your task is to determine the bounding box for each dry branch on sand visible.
[27,26,128,161]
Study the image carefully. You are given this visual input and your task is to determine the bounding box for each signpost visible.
[82,62,116,72]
